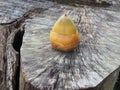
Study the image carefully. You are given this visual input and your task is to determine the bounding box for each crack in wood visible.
[0,5,47,90]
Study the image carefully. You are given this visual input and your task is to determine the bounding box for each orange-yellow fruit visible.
[50,14,80,52]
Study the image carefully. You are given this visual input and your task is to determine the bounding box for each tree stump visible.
[0,25,10,90]
[20,1,120,90]
[0,0,55,90]
[0,18,25,90]
[0,0,120,90]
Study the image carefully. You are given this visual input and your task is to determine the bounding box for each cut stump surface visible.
[0,0,120,90]
[21,1,120,90]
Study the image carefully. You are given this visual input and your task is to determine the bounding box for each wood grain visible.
[21,2,120,90]
[0,0,119,90]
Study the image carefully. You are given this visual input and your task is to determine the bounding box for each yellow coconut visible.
[50,14,80,52]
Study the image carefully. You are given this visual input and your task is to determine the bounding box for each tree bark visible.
[6,26,24,90]
[0,25,10,90]
[96,68,120,90]
[0,21,23,90]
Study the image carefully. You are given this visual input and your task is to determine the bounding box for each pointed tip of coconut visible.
[64,14,67,16]
[52,14,79,35]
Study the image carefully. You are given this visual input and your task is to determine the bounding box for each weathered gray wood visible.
[0,25,9,90]
[0,0,120,90]
[21,1,120,90]
[0,21,21,90]
[55,0,120,4]
[6,26,24,90]
[0,0,53,90]
[0,1,29,89]
[0,0,54,24]
[0,16,25,90]
[95,68,120,90]
[47,0,120,6]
